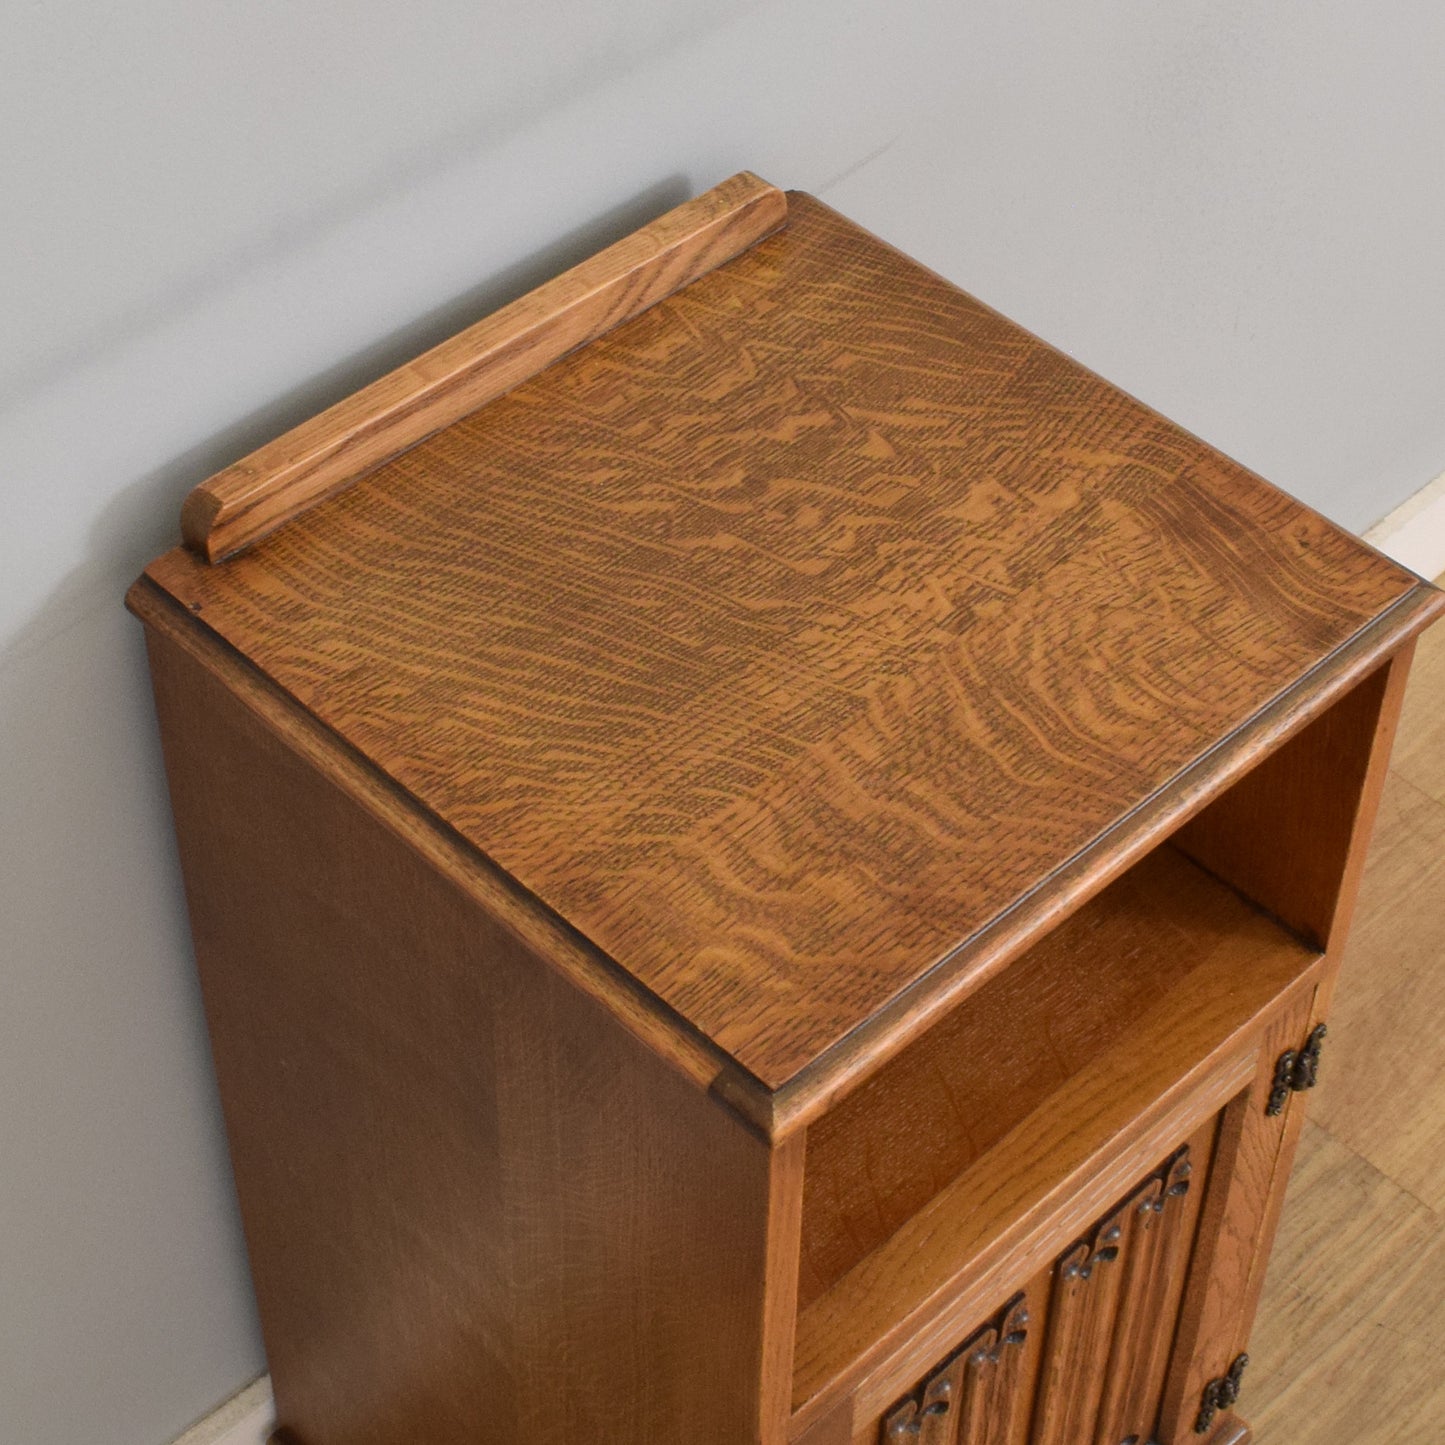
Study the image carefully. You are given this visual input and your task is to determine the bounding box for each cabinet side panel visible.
[143,623,778,1445]
[493,948,791,1445]
[1174,649,1412,951]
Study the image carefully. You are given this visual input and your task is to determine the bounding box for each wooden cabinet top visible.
[140,174,1442,1101]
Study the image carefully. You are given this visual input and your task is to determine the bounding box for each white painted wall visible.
[3,3,1444,1442]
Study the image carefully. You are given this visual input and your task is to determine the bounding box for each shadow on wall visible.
[6,170,693,674]
[4,0,758,408]
[0,172,688,1445]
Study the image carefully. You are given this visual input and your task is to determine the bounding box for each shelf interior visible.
[792,840,1320,1414]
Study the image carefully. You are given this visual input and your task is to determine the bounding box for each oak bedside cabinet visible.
[129,173,1443,1445]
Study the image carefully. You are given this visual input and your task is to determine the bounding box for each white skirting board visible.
[1364,469,1445,581]
[162,468,1444,1445]
[168,1376,273,1445]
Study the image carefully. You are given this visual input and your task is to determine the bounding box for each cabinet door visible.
[1156,987,1322,1444]
[870,1122,1213,1445]
[878,1292,1034,1445]
[1033,1145,1202,1445]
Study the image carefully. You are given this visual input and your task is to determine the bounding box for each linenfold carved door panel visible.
[881,1293,1033,1445]
[876,1123,1213,1445]
[1092,1150,1199,1445]
[1030,1136,1206,1445]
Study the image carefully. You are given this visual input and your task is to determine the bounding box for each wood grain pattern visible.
[771,592,1437,1134]
[1248,1121,1445,1445]
[143,189,1442,1090]
[1155,992,1318,1445]
[1176,652,1410,952]
[796,1401,856,1445]
[858,1263,1052,1445]
[971,1295,1036,1445]
[125,579,769,1127]
[865,1132,1212,1445]
[1156,648,1418,1445]
[1240,611,1445,1443]
[130,182,1445,1445]
[1029,1207,1128,1445]
[1095,1177,1170,1444]
[879,1293,1032,1445]
[143,621,788,1445]
[1300,644,1415,991]
[1230,669,1413,1342]
[1092,1139,1210,1445]
[763,1129,810,1441]
[181,171,788,561]
[1309,772,1445,1213]
[799,844,1271,1311]
[791,854,1319,1424]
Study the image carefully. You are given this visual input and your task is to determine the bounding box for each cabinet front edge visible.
[769,580,1445,1134]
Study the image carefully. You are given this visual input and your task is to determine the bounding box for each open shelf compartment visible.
[790,839,1322,1419]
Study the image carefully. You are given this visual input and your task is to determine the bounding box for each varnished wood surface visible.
[126,580,769,1126]
[131,171,1445,1445]
[856,1128,1211,1445]
[1094,1143,1207,1445]
[181,172,788,561]
[794,1402,853,1445]
[1246,586,1445,1444]
[1155,994,1316,1444]
[1176,658,1398,950]
[878,1290,1037,1445]
[763,1129,810,1439]
[791,851,1319,1424]
[1157,642,1418,1443]
[798,844,1289,1311]
[1029,1204,1129,1445]
[144,622,794,1445]
[142,187,1439,1090]
[771,596,1435,1135]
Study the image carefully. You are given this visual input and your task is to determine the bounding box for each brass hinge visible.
[1266,1023,1327,1116]
[1195,1352,1249,1434]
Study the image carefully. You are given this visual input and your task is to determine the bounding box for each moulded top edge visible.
[140,188,1433,1100]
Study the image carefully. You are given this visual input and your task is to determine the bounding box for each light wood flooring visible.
[1247,573,1445,1444]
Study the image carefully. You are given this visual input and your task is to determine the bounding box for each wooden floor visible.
[1248,572,1445,1444]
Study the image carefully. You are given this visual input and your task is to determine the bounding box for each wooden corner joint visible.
[181,170,789,564]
